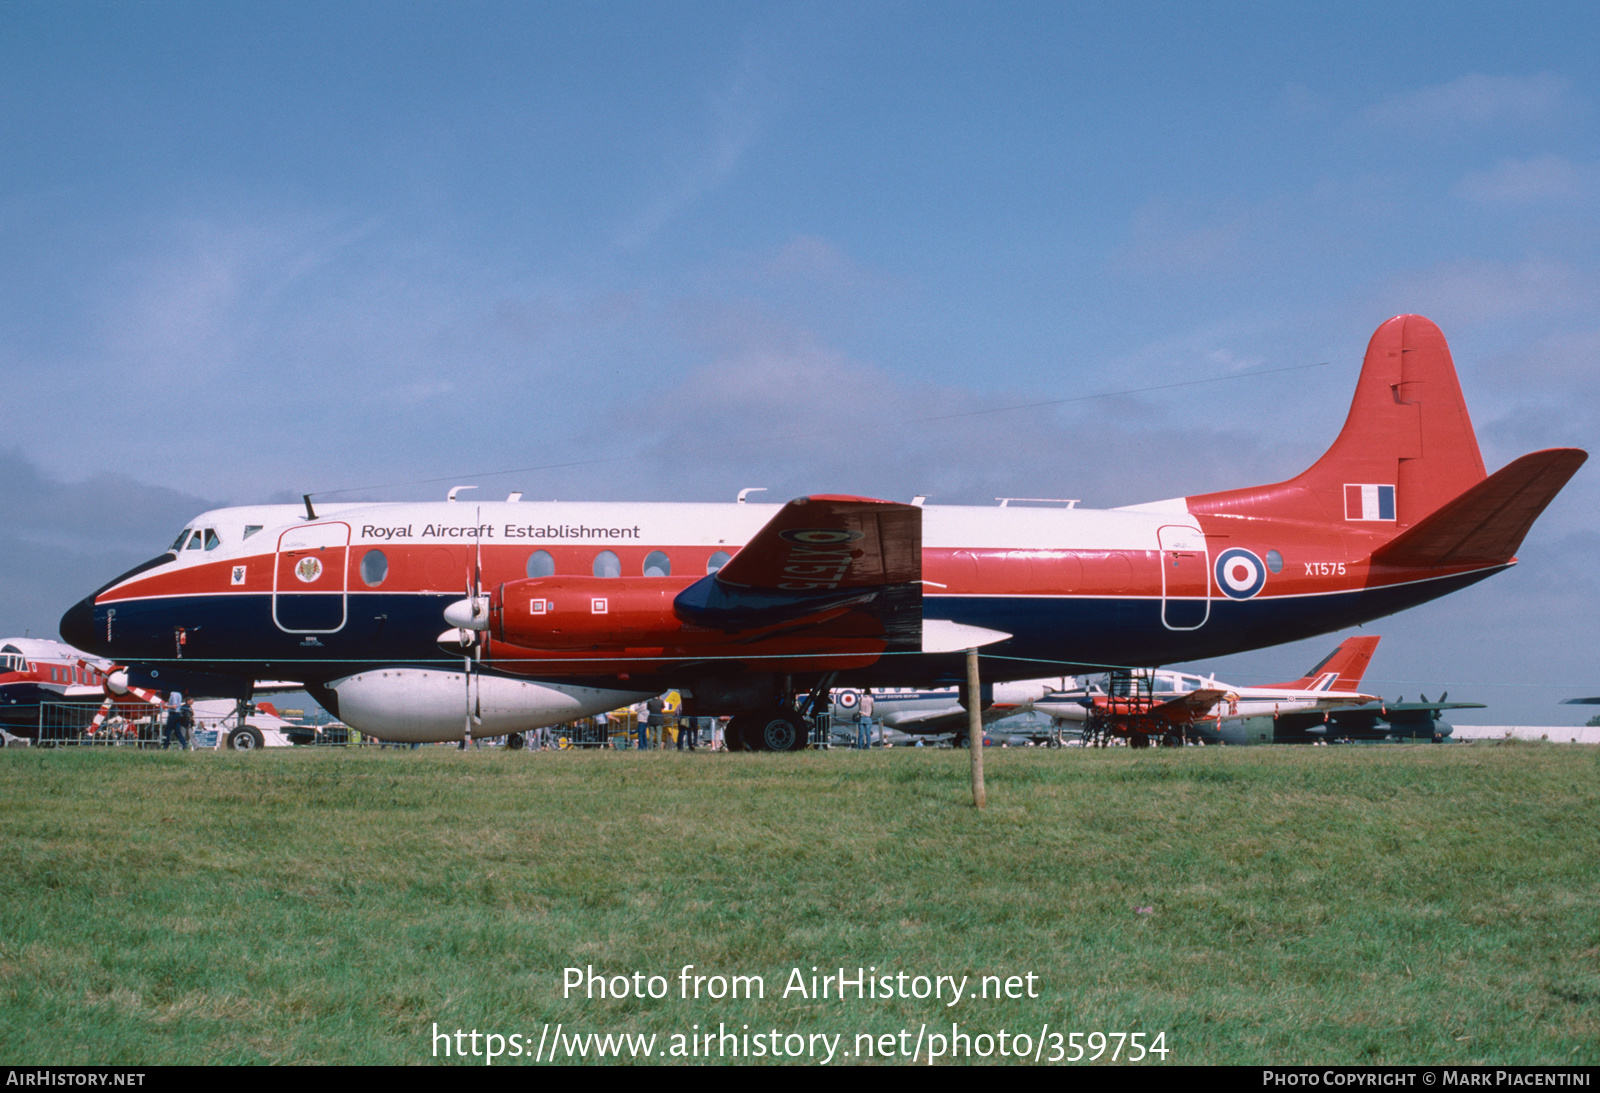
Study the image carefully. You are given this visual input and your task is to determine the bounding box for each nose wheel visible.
[226,725,265,750]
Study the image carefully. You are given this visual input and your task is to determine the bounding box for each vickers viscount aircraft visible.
[60,315,1586,750]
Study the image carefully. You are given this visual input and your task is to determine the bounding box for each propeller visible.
[450,506,486,745]
[89,666,163,739]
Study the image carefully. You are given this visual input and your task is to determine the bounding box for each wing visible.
[674,495,923,649]
[1149,688,1229,723]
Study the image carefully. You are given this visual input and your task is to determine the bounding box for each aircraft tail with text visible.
[1186,314,1585,565]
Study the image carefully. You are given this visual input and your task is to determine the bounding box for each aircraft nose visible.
[59,593,99,653]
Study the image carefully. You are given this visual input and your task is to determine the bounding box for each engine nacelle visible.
[494,576,691,649]
[326,667,653,742]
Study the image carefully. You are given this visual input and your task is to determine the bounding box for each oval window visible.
[1265,549,1284,574]
[593,550,621,578]
[360,549,388,587]
[527,549,555,578]
[707,550,731,574]
[643,551,671,577]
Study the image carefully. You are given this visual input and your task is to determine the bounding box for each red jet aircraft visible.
[60,315,1585,749]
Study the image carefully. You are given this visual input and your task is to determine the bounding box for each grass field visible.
[2,742,1596,1065]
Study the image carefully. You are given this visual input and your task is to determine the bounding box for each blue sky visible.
[2,2,1596,722]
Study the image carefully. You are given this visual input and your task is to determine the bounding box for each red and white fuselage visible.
[59,317,1585,744]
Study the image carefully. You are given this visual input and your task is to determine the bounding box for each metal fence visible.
[36,701,163,748]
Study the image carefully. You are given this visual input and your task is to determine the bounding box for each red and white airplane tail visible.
[1187,314,1584,565]
[1271,635,1381,694]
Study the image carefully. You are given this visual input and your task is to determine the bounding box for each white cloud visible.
[1376,255,1600,325]
[613,39,781,248]
[1454,156,1592,204]
[1112,199,1254,277]
[1361,72,1574,130]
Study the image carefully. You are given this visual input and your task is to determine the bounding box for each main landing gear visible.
[721,675,831,752]
[726,709,808,752]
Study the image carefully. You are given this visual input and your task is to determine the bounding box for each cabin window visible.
[526,550,555,578]
[360,549,388,587]
[707,550,731,574]
[643,551,671,577]
[593,550,621,578]
[1265,549,1284,573]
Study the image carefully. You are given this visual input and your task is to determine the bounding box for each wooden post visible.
[967,646,986,809]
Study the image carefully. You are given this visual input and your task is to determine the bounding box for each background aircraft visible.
[830,678,1072,741]
[1036,635,1381,746]
[0,637,133,738]
[1227,695,1487,745]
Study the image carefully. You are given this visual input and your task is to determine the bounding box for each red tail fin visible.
[1274,635,1381,692]
[1189,315,1488,528]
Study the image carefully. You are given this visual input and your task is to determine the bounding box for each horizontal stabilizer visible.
[1372,448,1587,568]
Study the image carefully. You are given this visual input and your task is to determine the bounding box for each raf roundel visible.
[1214,548,1267,600]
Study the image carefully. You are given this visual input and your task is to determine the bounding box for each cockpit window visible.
[171,529,193,551]
[243,526,263,540]
[203,529,221,551]
[186,531,204,550]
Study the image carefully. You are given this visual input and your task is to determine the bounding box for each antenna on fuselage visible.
[302,495,317,520]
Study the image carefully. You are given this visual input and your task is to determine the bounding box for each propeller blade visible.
[86,695,115,737]
[460,508,487,744]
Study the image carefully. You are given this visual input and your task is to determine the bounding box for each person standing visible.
[645,696,664,750]
[162,690,191,751]
[857,690,874,749]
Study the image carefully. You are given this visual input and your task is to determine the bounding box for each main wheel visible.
[506,732,525,751]
[226,725,265,751]
[724,714,751,751]
[750,710,807,752]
